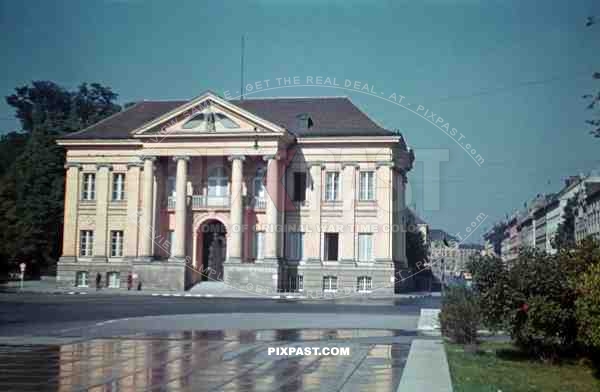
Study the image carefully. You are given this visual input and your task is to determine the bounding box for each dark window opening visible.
[324,233,339,261]
[293,172,307,202]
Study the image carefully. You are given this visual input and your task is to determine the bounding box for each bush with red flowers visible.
[467,241,600,361]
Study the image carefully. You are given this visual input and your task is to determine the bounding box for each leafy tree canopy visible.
[0,81,120,278]
[6,81,120,133]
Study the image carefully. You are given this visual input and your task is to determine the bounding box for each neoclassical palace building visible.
[57,91,414,294]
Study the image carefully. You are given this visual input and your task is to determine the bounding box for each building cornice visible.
[56,139,143,146]
[296,136,404,144]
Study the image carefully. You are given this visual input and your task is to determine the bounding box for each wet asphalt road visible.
[0,293,440,336]
[0,294,440,391]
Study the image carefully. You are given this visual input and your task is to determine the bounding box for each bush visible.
[440,286,480,345]
[508,249,579,359]
[468,255,513,332]
[576,263,600,351]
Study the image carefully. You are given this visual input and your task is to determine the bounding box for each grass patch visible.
[445,342,600,392]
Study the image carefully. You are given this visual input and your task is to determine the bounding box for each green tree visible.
[575,263,600,351]
[0,81,120,278]
[405,219,428,270]
[12,123,65,275]
[0,132,28,177]
[467,254,512,332]
[5,81,119,133]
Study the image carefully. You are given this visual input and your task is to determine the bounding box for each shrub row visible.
[442,238,600,361]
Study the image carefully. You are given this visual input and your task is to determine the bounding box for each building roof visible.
[63,96,397,140]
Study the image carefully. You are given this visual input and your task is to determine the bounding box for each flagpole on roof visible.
[240,34,245,101]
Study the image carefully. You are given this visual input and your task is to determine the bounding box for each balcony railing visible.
[193,195,230,208]
[245,196,267,209]
[167,195,230,209]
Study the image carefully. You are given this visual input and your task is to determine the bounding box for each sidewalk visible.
[398,339,453,392]
[0,279,439,300]
[396,308,453,391]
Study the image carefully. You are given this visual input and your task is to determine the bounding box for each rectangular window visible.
[322,276,338,292]
[359,171,375,201]
[110,230,124,257]
[253,231,265,260]
[288,275,304,292]
[112,173,126,201]
[82,173,95,200]
[167,176,176,197]
[79,230,94,257]
[75,271,89,287]
[107,272,120,288]
[324,233,339,261]
[293,172,307,202]
[325,172,339,201]
[356,276,372,292]
[286,232,304,260]
[358,233,374,261]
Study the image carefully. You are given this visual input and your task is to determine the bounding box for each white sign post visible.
[19,263,26,290]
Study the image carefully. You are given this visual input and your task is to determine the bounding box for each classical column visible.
[140,157,155,260]
[305,162,323,262]
[375,162,393,265]
[341,163,358,263]
[124,162,142,259]
[399,170,408,264]
[227,155,245,263]
[92,164,111,260]
[172,156,189,261]
[263,154,279,263]
[60,163,80,262]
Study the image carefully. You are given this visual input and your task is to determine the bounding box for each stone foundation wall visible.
[296,264,394,296]
[132,262,187,291]
[57,260,132,288]
[223,263,279,295]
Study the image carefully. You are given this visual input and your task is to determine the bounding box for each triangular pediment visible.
[133,91,287,137]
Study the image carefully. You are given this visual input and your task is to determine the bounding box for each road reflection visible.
[0,329,411,391]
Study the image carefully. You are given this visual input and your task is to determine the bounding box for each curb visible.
[1,288,439,300]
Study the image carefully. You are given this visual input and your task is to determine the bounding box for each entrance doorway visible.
[199,220,227,281]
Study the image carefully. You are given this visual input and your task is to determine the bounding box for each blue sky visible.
[1,0,599,241]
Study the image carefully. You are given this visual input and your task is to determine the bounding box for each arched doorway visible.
[198,220,227,281]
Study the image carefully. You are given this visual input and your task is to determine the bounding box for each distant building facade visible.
[493,175,600,261]
[575,183,600,242]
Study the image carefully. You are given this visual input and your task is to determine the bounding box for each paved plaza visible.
[0,293,451,391]
[0,329,412,392]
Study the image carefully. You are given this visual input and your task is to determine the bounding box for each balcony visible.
[167,195,230,209]
[245,196,267,209]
